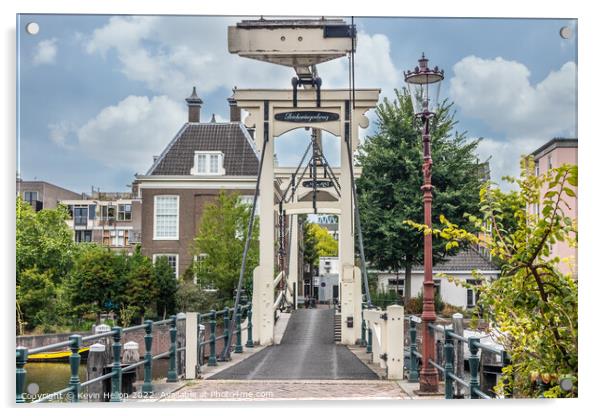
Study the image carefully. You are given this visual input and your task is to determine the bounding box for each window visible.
[193,151,224,175]
[75,230,92,243]
[102,229,129,246]
[73,206,88,226]
[101,205,116,220]
[23,191,38,203]
[153,254,179,278]
[467,288,475,307]
[117,204,132,221]
[89,205,96,220]
[154,195,179,239]
[547,155,553,170]
[535,160,540,176]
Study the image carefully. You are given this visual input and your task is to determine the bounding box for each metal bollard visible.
[167,315,178,382]
[235,306,243,353]
[443,330,454,399]
[110,327,123,402]
[468,337,480,399]
[208,310,217,366]
[16,347,28,403]
[408,319,419,382]
[68,334,82,402]
[245,306,254,348]
[142,320,153,394]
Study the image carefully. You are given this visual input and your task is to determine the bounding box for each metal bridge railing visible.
[17,304,253,403]
[404,316,512,399]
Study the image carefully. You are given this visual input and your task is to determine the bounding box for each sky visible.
[16,14,577,193]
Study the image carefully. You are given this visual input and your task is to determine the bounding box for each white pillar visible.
[385,305,405,379]
[254,101,275,345]
[286,214,298,307]
[184,312,198,379]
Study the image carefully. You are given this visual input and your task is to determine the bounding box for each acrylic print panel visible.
[16,14,577,403]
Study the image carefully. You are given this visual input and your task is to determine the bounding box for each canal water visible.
[24,359,169,400]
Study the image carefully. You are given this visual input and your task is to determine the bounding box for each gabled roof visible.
[414,247,499,272]
[146,122,259,176]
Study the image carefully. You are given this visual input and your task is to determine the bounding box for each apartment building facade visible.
[529,138,578,277]
[16,179,82,211]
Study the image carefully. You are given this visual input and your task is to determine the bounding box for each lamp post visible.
[404,53,444,393]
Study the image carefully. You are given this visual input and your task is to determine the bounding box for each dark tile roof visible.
[414,247,499,272]
[147,122,259,176]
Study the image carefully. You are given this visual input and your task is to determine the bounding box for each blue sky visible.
[17,15,577,193]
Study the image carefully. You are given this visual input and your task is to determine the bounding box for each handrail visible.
[273,290,284,310]
[405,315,512,400]
[18,304,256,403]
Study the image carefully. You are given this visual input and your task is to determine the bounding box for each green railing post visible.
[367,328,373,354]
[245,306,254,348]
[443,330,454,399]
[110,326,123,402]
[142,319,154,394]
[167,315,178,382]
[501,349,513,398]
[68,334,82,402]
[235,306,243,353]
[360,310,367,347]
[468,337,480,399]
[221,307,231,360]
[208,310,217,366]
[408,319,419,382]
[16,347,28,403]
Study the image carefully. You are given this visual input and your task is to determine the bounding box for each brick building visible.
[134,88,260,277]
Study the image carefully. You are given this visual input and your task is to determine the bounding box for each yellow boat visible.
[28,347,90,363]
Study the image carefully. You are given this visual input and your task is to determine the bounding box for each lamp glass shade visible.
[406,73,442,115]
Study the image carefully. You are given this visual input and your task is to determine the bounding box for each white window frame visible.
[153,253,179,278]
[153,195,179,240]
[191,151,225,175]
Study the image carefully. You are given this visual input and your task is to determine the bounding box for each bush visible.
[404,290,445,315]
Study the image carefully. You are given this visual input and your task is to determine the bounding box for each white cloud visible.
[48,121,76,147]
[76,95,186,173]
[450,56,577,139]
[33,38,58,65]
[83,16,398,106]
[477,136,548,190]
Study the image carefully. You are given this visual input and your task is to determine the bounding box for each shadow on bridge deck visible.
[209,308,378,380]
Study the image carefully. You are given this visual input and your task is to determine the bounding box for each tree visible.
[356,89,484,304]
[155,256,178,319]
[192,191,259,302]
[409,158,578,398]
[16,198,77,332]
[16,197,77,285]
[176,281,219,313]
[302,221,338,267]
[68,244,120,323]
[121,246,159,321]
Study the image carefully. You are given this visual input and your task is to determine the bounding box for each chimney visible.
[227,95,241,122]
[185,86,203,123]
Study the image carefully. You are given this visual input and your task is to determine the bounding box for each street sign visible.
[302,179,333,188]
[275,111,339,123]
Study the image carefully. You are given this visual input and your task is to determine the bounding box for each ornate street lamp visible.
[404,53,444,393]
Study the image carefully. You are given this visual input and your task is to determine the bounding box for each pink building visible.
[529,138,578,278]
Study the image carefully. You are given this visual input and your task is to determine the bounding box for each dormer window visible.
[192,151,225,175]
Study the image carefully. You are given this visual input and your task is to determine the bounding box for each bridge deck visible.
[209,308,378,380]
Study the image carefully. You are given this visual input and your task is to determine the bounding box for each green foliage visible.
[403,290,445,315]
[17,268,67,331]
[192,192,258,301]
[176,281,220,312]
[356,89,484,302]
[68,244,121,323]
[121,246,158,320]
[303,222,338,267]
[16,198,77,285]
[407,158,578,398]
[155,256,178,319]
